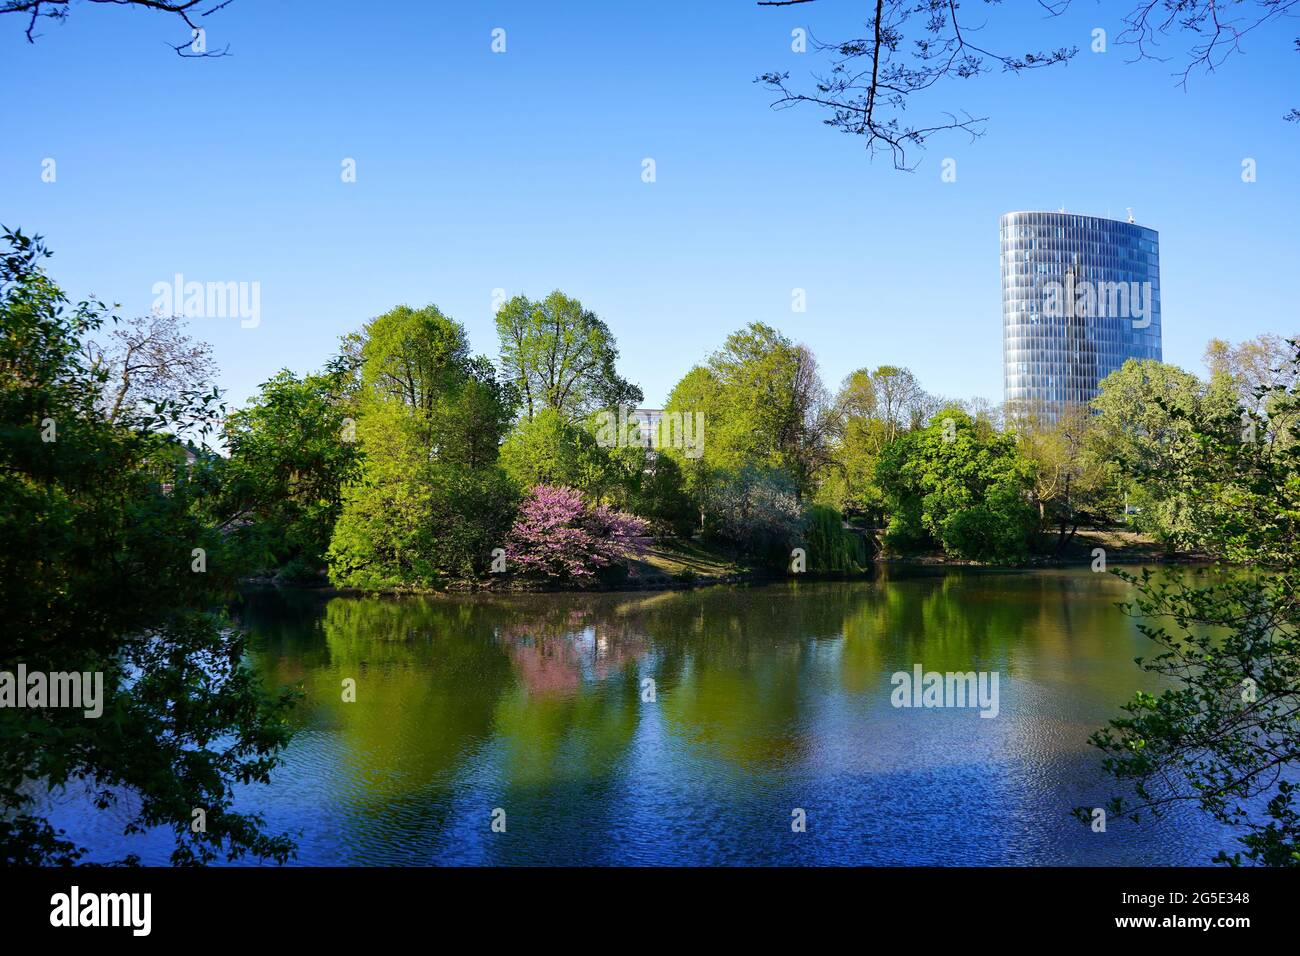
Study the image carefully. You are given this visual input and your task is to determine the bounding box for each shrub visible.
[506,484,648,583]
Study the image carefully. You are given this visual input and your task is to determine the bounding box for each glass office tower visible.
[1000,211,1161,420]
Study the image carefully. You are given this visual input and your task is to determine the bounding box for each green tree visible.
[817,368,892,520]
[498,407,614,498]
[662,365,725,527]
[1015,403,1115,555]
[604,444,694,536]
[1205,332,1300,441]
[876,408,1037,563]
[358,304,515,460]
[220,369,361,579]
[0,228,294,865]
[1090,358,1237,549]
[663,323,832,525]
[327,305,517,589]
[495,291,640,422]
[802,504,872,573]
[1082,343,1300,865]
[328,448,517,589]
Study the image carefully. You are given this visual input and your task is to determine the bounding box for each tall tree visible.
[817,368,889,519]
[360,305,473,419]
[868,365,925,442]
[691,322,833,494]
[1015,403,1113,554]
[1090,358,1237,549]
[220,368,362,577]
[328,304,518,589]
[1205,333,1300,439]
[495,291,641,422]
[875,407,1037,563]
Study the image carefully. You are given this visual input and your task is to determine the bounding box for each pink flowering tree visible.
[506,484,648,583]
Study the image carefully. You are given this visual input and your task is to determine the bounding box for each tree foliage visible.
[664,323,833,522]
[220,369,361,579]
[703,464,807,566]
[498,407,613,499]
[1090,358,1237,548]
[817,366,937,521]
[1015,403,1115,555]
[0,228,295,865]
[803,504,871,573]
[80,311,218,427]
[495,291,640,422]
[1083,343,1300,866]
[326,305,518,590]
[876,408,1037,563]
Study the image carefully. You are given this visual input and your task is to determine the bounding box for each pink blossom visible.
[506,484,648,583]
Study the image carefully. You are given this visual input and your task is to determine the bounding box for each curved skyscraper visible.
[1000,211,1162,419]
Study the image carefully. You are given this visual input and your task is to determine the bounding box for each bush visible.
[272,555,326,586]
[506,484,648,584]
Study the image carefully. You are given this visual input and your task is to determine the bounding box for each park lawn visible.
[630,537,747,582]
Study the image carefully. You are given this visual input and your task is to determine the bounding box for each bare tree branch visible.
[758,0,1300,166]
[81,312,218,424]
[757,0,1076,169]
[1,0,235,56]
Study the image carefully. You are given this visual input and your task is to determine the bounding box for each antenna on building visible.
[1126,207,1135,224]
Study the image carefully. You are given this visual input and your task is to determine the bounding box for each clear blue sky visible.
[3,0,1297,410]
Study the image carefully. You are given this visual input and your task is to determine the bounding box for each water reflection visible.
[57,568,1247,865]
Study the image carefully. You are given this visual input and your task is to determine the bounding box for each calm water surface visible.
[55,567,1245,865]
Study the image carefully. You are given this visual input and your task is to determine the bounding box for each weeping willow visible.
[805,505,871,573]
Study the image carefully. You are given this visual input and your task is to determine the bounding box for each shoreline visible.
[241,549,1215,598]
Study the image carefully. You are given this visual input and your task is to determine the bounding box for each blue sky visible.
[2,0,1297,409]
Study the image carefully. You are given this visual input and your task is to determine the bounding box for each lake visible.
[52,566,1244,865]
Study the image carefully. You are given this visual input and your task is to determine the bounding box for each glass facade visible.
[1000,211,1161,419]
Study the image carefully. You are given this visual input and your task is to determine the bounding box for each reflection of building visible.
[1000,211,1162,420]
[500,621,652,695]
